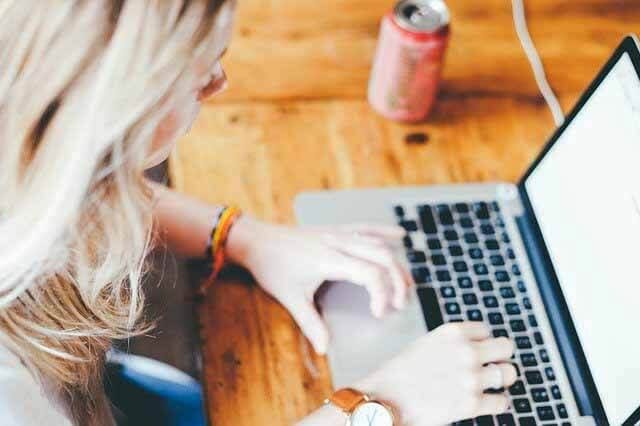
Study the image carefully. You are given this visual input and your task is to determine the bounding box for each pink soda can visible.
[368,0,450,123]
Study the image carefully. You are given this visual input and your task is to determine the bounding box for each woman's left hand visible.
[225,216,414,355]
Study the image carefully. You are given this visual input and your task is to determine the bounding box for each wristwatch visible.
[326,387,397,426]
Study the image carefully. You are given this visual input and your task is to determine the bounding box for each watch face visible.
[349,402,394,426]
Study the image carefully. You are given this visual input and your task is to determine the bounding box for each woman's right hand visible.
[357,322,517,426]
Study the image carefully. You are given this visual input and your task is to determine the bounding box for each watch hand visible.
[369,409,378,426]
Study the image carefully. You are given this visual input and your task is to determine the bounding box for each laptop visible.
[294,35,640,426]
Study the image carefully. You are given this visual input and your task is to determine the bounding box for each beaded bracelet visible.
[200,206,242,294]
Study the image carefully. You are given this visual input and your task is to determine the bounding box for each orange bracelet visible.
[200,206,242,294]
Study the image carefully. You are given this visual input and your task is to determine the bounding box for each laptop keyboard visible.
[395,201,571,426]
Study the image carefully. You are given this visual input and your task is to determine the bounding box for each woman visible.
[0,1,517,425]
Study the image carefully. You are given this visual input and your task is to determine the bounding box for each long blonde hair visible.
[0,0,230,423]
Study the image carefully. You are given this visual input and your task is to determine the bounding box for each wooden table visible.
[169,1,640,424]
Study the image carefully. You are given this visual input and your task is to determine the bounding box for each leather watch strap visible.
[327,387,368,413]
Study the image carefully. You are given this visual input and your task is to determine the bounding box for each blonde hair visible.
[0,0,230,423]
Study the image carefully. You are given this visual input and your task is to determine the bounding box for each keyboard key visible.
[540,349,550,363]
[488,312,504,325]
[462,293,478,305]
[507,248,516,259]
[537,405,555,421]
[460,217,474,228]
[399,220,418,232]
[455,203,469,213]
[427,238,441,250]
[511,264,521,275]
[417,287,444,330]
[464,232,479,244]
[509,380,526,395]
[474,263,489,275]
[505,303,520,315]
[557,403,569,419]
[516,336,532,349]
[411,267,431,284]
[479,280,494,291]
[495,271,510,282]
[519,417,536,426]
[528,314,538,327]
[551,385,562,400]
[496,413,515,426]
[444,230,459,241]
[490,255,505,266]
[495,217,505,227]
[481,224,495,235]
[531,387,549,402]
[407,250,426,263]
[469,248,484,259]
[493,329,508,338]
[440,286,456,298]
[449,245,464,256]
[437,205,454,225]
[454,261,469,272]
[436,270,452,282]
[453,420,473,426]
[483,296,499,308]
[534,332,544,346]
[394,205,405,218]
[432,254,447,266]
[510,319,526,332]
[513,398,532,413]
[500,287,516,299]
[418,205,438,234]
[467,309,483,321]
[545,366,556,381]
[517,280,527,293]
[501,232,511,243]
[523,297,532,310]
[521,353,538,367]
[525,370,544,385]
[458,276,473,288]
[445,303,461,315]
[403,235,413,248]
[476,415,494,426]
[485,239,499,250]
[473,202,490,219]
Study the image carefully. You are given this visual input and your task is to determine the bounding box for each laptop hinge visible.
[515,209,604,424]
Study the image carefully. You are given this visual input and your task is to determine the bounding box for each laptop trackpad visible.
[319,281,428,389]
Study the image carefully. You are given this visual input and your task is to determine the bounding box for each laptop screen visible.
[524,51,640,425]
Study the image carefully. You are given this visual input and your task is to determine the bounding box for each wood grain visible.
[169,1,640,424]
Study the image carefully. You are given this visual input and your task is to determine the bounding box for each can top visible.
[393,0,450,33]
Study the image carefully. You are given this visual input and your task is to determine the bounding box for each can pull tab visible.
[409,5,440,26]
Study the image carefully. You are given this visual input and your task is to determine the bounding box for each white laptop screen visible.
[525,51,640,425]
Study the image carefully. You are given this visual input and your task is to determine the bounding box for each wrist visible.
[224,215,256,268]
[354,373,404,424]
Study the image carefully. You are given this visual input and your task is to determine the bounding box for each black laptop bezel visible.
[517,35,640,426]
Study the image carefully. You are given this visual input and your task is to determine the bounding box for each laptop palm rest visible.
[319,281,428,389]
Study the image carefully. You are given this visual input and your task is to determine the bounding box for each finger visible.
[474,393,510,417]
[473,337,515,365]
[322,237,410,309]
[478,363,518,391]
[334,224,406,242]
[332,256,392,318]
[438,322,492,341]
[286,299,330,355]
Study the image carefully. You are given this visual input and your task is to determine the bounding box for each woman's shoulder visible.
[0,341,73,426]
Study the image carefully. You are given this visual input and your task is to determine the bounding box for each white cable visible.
[511,0,565,127]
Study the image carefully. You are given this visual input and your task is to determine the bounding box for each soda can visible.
[368,0,450,123]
